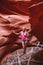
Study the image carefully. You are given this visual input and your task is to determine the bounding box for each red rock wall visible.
[0,0,30,15]
[29,0,43,42]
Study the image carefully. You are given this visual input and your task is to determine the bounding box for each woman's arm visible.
[28,29,32,33]
[13,30,20,35]
[27,31,31,37]
[15,32,20,35]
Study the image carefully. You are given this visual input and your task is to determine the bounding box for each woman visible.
[20,27,28,54]
[14,27,31,54]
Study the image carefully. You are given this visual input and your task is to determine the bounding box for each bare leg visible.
[24,43,27,53]
[22,41,27,54]
[22,42,25,53]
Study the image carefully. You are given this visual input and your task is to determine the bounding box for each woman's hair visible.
[22,27,26,30]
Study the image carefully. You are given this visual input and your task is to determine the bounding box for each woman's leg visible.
[24,40,27,53]
[24,43,26,53]
[22,41,26,53]
[22,41,27,54]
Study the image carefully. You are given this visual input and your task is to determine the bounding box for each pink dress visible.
[20,31,27,41]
